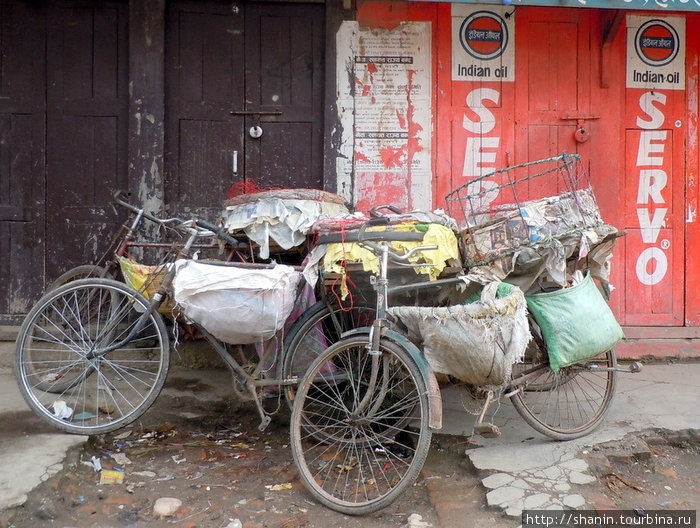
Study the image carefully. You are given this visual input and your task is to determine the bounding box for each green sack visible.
[525,273,624,372]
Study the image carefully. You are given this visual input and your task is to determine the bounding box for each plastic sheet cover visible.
[173,260,301,344]
[220,198,349,259]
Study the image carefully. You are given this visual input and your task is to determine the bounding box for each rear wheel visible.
[279,300,375,405]
[15,278,170,435]
[290,335,431,515]
[509,321,616,440]
[48,264,114,290]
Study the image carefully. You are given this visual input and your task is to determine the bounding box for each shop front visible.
[336,0,700,358]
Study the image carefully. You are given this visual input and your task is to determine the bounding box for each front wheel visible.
[15,278,170,435]
[290,335,432,515]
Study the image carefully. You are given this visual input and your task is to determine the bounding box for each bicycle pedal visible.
[474,423,501,438]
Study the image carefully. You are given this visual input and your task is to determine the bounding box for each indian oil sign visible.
[627,16,685,90]
[626,16,685,288]
[452,5,514,82]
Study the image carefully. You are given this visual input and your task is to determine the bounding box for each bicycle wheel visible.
[290,334,432,515]
[509,322,617,440]
[279,301,375,405]
[15,278,170,435]
[48,264,114,290]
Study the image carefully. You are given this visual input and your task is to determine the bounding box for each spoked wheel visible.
[279,301,375,405]
[290,335,432,515]
[48,264,114,290]
[509,323,617,440]
[15,278,170,435]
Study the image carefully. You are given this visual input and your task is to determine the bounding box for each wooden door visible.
[45,2,129,282]
[0,1,46,320]
[243,3,325,190]
[621,83,685,326]
[514,8,593,166]
[165,1,245,219]
[165,1,325,220]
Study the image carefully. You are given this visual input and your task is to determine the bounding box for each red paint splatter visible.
[396,110,406,130]
[362,85,371,97]
[404,69,423,210]
[354,172,409,213]
[367,63,378,74]
[380,147,405,168]
[354,151,371,163]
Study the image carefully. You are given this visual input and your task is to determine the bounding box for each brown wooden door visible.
[243,3,325,190]
[165,1,325,219]
[0,1,47,320]
[45,2,129,282]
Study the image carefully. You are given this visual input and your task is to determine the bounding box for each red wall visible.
[355,2,700,346]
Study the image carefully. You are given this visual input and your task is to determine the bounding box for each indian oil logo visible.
[459,11,508,61]
[634,20,679,67]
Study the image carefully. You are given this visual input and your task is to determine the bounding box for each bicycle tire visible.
[509,323,617,440]
[15,278,170,435]
[278,300,376,406]
[290,334,432,515]
[48,264,114,291]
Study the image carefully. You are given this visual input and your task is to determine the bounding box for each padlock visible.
[574,127,590,143]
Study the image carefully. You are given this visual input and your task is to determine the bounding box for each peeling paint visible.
[337,21,432,212]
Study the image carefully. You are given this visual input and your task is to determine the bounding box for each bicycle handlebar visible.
[112,190,184,226]
[354,220,438,264]
[112,190,242,248]
[358,238,438,263]
[194,219,242,248]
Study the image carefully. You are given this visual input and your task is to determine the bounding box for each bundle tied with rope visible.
[389,282,531,387]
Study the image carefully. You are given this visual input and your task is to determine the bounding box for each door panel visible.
[166,2,246,219]
[45,2,128,282]
[515,9,592,165]
[165,1,325,220]
[244,4,324,189]
[0,1,46,320]
[622,122,684,325]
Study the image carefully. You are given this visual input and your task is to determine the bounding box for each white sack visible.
[389,283,531,387]
[173,260,301,344]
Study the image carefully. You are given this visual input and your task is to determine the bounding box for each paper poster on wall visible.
[626,16,685,90]
[452,4,515,82]
[336,21,432,211]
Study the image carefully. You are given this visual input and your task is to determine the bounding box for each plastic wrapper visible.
[220,196,349,259]
[173,260,302,344]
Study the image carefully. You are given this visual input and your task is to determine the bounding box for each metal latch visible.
[560,114,600,144]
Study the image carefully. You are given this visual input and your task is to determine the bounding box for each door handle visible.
[232,150,238,175]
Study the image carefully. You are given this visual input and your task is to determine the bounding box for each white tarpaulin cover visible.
[173,260,301,344]
[389,283,531,387]
[221,198,350,259]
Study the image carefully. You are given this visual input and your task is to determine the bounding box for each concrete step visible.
[0,327,17,371]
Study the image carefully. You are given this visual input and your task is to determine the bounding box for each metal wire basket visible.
[444,152,604,267]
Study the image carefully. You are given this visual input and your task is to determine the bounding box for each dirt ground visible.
[2,370,698,528]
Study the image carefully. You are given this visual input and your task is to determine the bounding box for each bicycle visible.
[288,221,636,515]
[49,190,250,290]
[14,210,313,434]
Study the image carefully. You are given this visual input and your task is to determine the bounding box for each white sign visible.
[626,15,685,90]
[632,92,671,286]
[452,5,515,82]
[335,21,433,211]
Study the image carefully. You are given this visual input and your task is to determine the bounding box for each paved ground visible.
[1,329,699,527]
